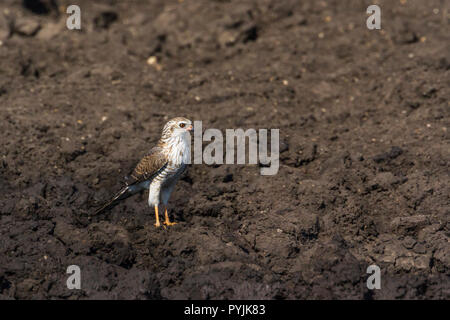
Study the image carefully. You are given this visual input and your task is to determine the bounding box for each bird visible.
[94,117,193,227]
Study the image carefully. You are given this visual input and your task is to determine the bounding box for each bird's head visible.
[161,117,193,141]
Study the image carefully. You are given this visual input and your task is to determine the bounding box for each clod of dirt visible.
[14,17,41,37]
[372,146,403,163]
[54,220,91,254]
[391,215,430,236]
[433,244,449,273]
[402,236,417,249]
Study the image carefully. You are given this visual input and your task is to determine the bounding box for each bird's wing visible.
[94,146,168,215]
[126,146,168,186]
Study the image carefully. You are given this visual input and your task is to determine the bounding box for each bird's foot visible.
[163,207,176,226]
[163,220,177,227]
[154,221,161,228]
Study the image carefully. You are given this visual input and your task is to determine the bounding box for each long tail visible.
[93,184,141,215]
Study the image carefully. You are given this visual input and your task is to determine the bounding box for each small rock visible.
[147,56,157,65]
[14,18,41,37]
[414,256,430,269]
[395,256,414,271]
[402,236,417,249]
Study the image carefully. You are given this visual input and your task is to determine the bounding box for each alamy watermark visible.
[66,5,81,30]
[66,4,381,31]
[66,265,81,289]
[366,5,381,30]
[366,265,381,290]
[188,121,279,176]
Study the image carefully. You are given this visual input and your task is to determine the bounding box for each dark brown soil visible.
[0,0,449,299]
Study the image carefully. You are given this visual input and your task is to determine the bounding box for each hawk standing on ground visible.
[94,117,193,227]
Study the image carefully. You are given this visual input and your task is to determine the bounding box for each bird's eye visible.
[179,123,186,128]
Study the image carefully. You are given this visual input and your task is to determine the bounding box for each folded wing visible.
[94,146,168,215]
[127,146,168,185]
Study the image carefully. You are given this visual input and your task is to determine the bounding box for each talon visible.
[163,207,177,226]
[163,221,177,226]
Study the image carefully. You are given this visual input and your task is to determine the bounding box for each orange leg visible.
[154,205,161,227]
[163,207,177,226]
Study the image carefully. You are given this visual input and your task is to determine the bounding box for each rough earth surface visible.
[0,0,449,299]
